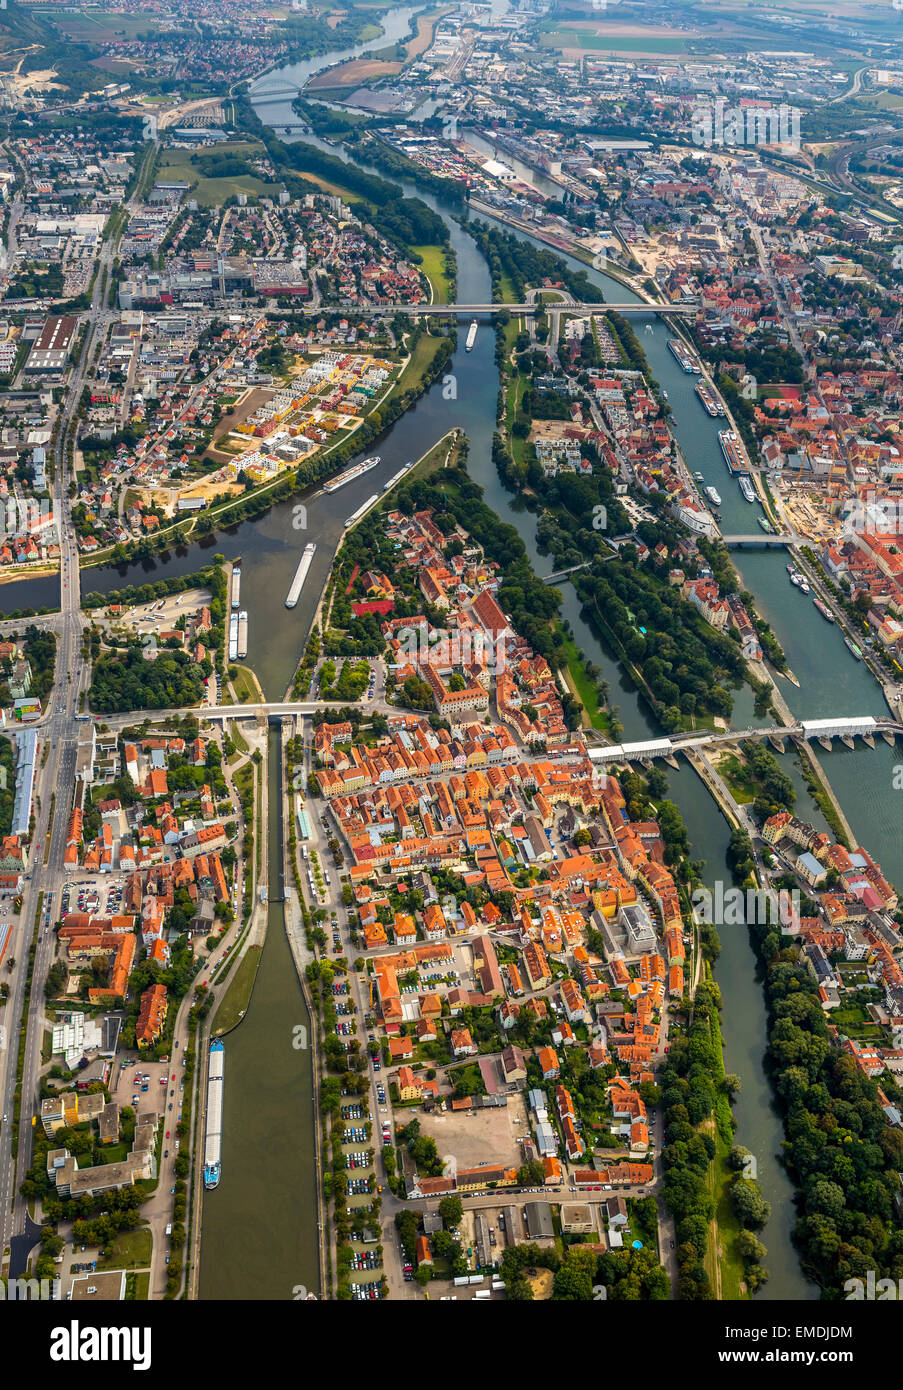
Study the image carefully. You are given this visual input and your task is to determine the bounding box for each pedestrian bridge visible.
[542,561,592,584]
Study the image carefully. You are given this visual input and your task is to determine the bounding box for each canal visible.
[199,729,319,1300]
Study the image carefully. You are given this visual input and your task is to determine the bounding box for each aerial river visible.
[4,3,893,1299]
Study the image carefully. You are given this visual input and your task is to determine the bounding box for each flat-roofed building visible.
[24,315,77,375]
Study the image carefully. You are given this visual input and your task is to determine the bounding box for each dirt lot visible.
[419,1094,529,1170]
[309,57,401,88]
[131,481,246,516]
[206,387,272,452]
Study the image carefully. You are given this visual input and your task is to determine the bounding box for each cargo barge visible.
[230,561,241,612]
[237,610,248,659]
[383,461,413,492]
[345,493,379,528]
[203,1039,224,1190]
[285,542,316,609]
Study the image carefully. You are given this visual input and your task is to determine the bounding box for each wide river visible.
[4,4,891,1299]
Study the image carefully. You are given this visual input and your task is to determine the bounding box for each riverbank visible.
[78,328,452,575]
[0,561,58,587]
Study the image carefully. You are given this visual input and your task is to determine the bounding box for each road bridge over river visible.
[262,301,697,319]
[81,707,902,757]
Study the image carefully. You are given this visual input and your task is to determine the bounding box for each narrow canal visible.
[198,730,319,1300]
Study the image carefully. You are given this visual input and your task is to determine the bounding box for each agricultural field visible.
[48,8,163,41]
[538,23,692,56]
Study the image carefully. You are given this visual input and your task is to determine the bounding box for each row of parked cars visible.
[350,1282,381,1301]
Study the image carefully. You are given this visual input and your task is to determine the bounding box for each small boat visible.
[694,471,704,482]
[798,579,810,594]
[757,516,774,533]
[704,485,722,507]
[789,571,802,588]
[845,636,863,659]
[738,475,755,503]
[813,598,835,623]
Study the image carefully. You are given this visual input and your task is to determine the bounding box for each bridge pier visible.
[818,735,833,752]
[862,732,875,748]
[882,728,897,745]
[840,733,855,749]
[768,734,786,753]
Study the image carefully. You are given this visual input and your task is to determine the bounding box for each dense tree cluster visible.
[573,550,745,726]
[659,981,770,1297]
[89,645,206,713]
[751,914,903,1294]
[499,1238,668,1301]
[469,222,603,305]
[740,740,796,821]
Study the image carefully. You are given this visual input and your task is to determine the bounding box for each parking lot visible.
[110,1053,186,1159]
[62,876,128,918]
[103,587,212,640]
